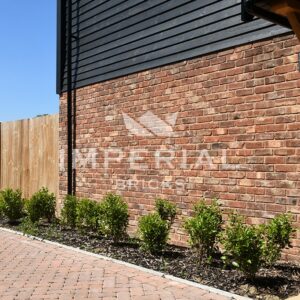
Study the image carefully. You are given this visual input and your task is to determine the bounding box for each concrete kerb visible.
[0,226,251,300]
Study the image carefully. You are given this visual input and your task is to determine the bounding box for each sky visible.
[0,1,58,122]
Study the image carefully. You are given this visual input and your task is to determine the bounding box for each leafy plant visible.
[0,193,4,218]
[184,200,222,264]
[20,217,39,236]
[0,188,24,223]
[155,198,176,228]
[44,223,62,240]
[61,195,78,228]
[262,213,295,264]
[222,213,264,278]
[26,187,56,223]
[138,213,169,254]
[76,198,101,231]
[100,193,129,242]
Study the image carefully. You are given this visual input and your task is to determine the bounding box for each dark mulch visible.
[1,220,299,300]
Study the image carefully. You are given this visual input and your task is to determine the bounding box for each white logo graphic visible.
[122,111,178,137]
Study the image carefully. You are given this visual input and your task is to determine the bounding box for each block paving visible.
[0,230,231,300]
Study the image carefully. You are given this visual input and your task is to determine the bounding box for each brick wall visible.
[59,34,300,260]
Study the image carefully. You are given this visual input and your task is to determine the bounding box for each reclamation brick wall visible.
[60,34,300,260]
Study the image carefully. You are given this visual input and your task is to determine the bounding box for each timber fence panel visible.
[0,114,59,198]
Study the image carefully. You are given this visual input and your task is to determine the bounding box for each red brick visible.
[275,165,297,172]
[275,64,296,74]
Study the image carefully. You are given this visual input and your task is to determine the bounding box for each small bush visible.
[262,213,295,264]
[222,213,264,278]
[0,193,5,218]
[0,188,24,222]
[138,213,169,254]
[61,195,78,228]
[20,217,39,236]
[0,191,4,218]
[101,193,129,242]
[27,187,56,223]
[184,200,222,264]
[155,198,176,227]
[76,198,101,231]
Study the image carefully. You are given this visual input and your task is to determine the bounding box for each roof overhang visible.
[242,0,300,41]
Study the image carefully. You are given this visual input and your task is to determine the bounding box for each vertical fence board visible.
[0,114,59,198]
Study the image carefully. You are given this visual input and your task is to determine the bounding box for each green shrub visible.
[76,198,101,231]
[0,188,24,222]
[20,217,39,236]
[155,198,176,227]
[184,200,222,264]
[262,213,295,264]
[138,213,169,254]
[0,191,5,218]
[0,193,5,218]
[27,187,56,223]
[100,193,129,242]
[222,213,264,278]
[61,195,78,228]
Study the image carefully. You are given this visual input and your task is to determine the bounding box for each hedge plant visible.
[222,212,295,278]
[76,198,101,231]
[262,213,295,264]
[26,187,56,223]
[100,193,129,242]
[155,198,176,228]
[222,213,264,278]
[138,212,169,254]
[184,200,222,264]
[20,217,39,236]
[61,195,78,228]
[0,188,24,223]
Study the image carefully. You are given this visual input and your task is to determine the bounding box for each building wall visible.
[59,33,300,260]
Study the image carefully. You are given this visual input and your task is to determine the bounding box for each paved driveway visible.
[0,229,231,300]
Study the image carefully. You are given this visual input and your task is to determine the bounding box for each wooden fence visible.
[0,114,59,198]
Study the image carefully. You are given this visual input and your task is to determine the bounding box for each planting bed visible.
[0,219,299,300]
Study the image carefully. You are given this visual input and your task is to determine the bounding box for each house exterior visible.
[57,0,300,260]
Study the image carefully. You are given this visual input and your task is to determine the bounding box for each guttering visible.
[241,0,292,29]
[67,0,73,195]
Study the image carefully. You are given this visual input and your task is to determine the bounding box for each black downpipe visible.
[72,1,80,196]
[56,0,65,95]
[67,0,73,195]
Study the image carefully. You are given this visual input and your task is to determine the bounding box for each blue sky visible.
[0,1,58,122]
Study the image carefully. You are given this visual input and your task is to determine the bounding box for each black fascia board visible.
[241,0,292,29]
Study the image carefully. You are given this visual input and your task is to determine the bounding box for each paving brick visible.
[0,230,231,300]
